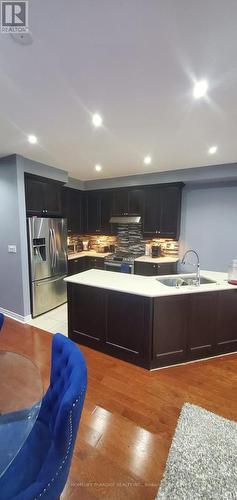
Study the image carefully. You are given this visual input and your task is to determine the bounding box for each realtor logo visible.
[1,1,28,33]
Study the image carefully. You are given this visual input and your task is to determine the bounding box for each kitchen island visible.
[65,270,237,369]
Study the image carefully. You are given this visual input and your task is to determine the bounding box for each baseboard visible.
[0,307,31,324]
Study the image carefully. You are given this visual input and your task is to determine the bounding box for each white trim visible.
[0,307,31,324]
[150,350,237,371]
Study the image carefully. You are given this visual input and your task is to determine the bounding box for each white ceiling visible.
[0,0,237,180]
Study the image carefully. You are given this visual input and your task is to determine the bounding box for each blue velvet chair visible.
[0,312,4,330]
[0,333,87,499]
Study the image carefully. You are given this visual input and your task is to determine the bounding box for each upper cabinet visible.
[143,184,183,239]
[112,188,144,215]
[62,187,84,233]
[84,190,113,234]
[25,174,63,217]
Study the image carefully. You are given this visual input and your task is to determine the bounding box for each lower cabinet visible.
[68,285,106,346]
[67,256,104,276]
[67,283,237,370]
[152,295,188,367]
[134,261,177,276]
[68,284,151,367]
[152,290,237,368]
[216,290,237,354]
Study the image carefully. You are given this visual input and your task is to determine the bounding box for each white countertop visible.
[64,269,236,298]
[134,255,179,263]
[68,251,112,260]
[68,252,179,263]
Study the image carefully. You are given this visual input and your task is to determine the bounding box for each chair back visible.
[0,333,87,500]
[0,313,4,330]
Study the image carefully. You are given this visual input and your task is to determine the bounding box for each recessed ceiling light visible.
[193,79,208,99]
[92,113,103,127]
[144,155,152,165]
[95,164,102,172]
[208,145,218,155]
[28,134,38,144]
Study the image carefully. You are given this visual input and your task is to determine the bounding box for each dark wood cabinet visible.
[216,290,237,354]
[68,258,86,276]
[68,283,151,367]
[134,261,177,276]
[112,189,129,215]
[86,192,100,233]
[68,283,237,370]
[187,292,218,359]
[105,291,150,362]
[153,295,188,366]
[67,256,104,276]
[143,184,183,238]
[25,174,62,216]
[85,191,113,234]
[68,284,106,346]
[62,187,83,233]
[112,188,144,216]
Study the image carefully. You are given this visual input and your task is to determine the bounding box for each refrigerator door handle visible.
[49,228,54,270]
[52,228,57,269]
[35,275,67,286]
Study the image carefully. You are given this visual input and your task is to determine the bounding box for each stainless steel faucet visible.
[181,249,200,286]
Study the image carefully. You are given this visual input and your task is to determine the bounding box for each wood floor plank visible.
[1,317,237,499]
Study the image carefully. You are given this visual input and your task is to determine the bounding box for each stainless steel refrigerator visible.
[28,217,67,317]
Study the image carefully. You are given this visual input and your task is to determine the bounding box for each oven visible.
[104,260,134,274]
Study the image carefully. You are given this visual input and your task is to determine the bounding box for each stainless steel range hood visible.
[109,215,141,224]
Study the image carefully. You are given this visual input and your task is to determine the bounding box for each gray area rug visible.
[157,403,237,500]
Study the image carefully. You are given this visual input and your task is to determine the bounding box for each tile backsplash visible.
[68,231,179,257]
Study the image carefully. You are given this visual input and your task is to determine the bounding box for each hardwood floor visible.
[1,317,237,499]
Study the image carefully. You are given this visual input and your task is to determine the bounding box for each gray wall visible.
[84,162,237,190]
[179,182,237,272]
[0,155,68,318]
[0,157,26,316]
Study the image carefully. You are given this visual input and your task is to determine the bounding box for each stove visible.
[104,253,142,274]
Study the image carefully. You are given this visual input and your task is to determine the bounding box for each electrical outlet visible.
[8,245,17,253]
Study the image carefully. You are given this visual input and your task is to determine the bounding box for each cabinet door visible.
[187,292,218,359]
[62,188,82,233]
[128,189,144,215]
[134,261,177,276]
[100,191,113,234]
[159,186,182,238]
[106,291,149,360]
[25,177,46,214]
[88,257,104,270]
[216,290,237,354]
[112,189,129,215]
[67,258,86,276]
[86,192,100,233]
[68,284,106,345]
[153,295,188,367]
[143,187,162,235]
[44,182,62,216]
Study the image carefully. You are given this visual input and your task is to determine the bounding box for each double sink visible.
[156,275,216,288]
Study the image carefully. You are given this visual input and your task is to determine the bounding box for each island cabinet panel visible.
[216,290,237,354]
[187,292,218,360]
[152,295,188,367]
[68,284,106,346]
[106,291,149,359]
[67,284,152,368]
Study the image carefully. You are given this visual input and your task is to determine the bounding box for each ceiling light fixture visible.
[92,113,103,127]
[144,155,152,165]
[28,134,38,144]
[193,79,208,99]
[95,164,102,172]
[208,145,218,155]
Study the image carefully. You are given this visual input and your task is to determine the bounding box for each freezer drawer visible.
[32,275,67,318]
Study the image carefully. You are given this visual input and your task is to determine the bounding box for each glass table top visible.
[0,351,43,478]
